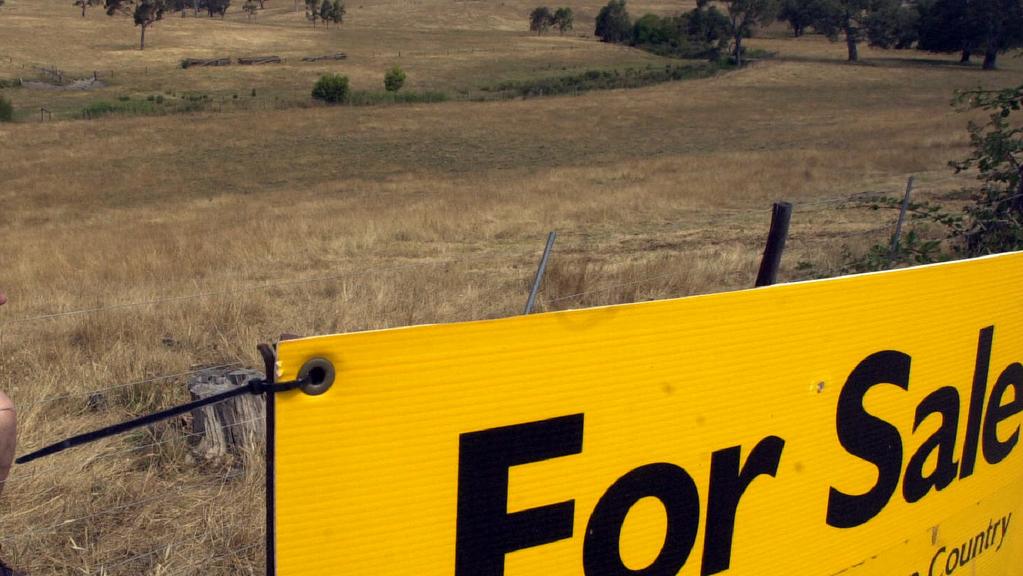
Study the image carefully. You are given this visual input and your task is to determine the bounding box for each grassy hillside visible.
[1,0,1022,573]
[0,0,688,117]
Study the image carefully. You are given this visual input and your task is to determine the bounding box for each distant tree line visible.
[306,0,345,27]
[97,0,348,50]
[103,1,236,50]
[586,0,1022,70]
[529,6,573,35]
[774,0,1023,69]
[591,0,731,60]
[165,0,232,18]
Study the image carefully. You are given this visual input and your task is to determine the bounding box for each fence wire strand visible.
[100,415,266,462]
[165,543,262,576]
[96,538,263,576]
[545,271,681,304]
[16,361,245,411]
[0,239,696,574]
[0,272,355,326]
[0,250,537,329]
[93,535,200,575]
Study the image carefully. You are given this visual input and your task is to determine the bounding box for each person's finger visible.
[0,292,7,306]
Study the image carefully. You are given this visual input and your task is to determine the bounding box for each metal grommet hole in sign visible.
[299,357,335,396]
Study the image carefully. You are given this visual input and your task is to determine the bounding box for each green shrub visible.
[0,95,13,122]
[486,63,725,99]
[312,74,351,104]
[384,66,406,92]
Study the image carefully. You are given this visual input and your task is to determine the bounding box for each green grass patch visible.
[0,96,13,122]
[80,98,161,119]
[79,93,215,119]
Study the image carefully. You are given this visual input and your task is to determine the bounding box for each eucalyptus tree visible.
[530,6,554,35]
[74,0,102,17]
[553,7,574,34]
[105,0,168,50]
[721,0,779,66]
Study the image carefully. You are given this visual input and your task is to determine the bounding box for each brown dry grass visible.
[1,0,1023,573]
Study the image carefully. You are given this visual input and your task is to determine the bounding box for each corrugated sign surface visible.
[275,253,1023,576]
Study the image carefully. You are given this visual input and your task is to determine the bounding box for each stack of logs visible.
[300,52,347,62]
[180,53,344,68]
[180,57,231,69]
[237,55,283,65]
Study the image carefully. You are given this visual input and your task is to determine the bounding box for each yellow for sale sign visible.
[274,252,1023,576]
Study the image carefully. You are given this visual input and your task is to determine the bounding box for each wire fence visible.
[16,362,245,412]
[0,251,538,330]
[0,238,724,575]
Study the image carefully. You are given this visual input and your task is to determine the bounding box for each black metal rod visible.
[755,202,793,287]
[524,231,557,314]
[259,343,277,576]
[15,384,253,464]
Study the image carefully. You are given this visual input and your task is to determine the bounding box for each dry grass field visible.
[1,0,1023,573]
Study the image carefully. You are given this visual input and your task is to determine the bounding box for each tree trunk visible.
[982,49,998,70]
[1012,164,1023,216]
[960,48,971,63]
[140,23,146,50]
[81,4,86,17]
[793,25,803,38]
[188,367,266,461]
[734,33,743,67]
[845,26,858,62]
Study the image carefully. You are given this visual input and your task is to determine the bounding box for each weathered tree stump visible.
[188,367,265,461]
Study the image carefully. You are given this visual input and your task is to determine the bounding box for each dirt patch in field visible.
[21,77,107,90]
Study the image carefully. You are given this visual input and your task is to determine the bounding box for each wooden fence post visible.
[188,367,265,460]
